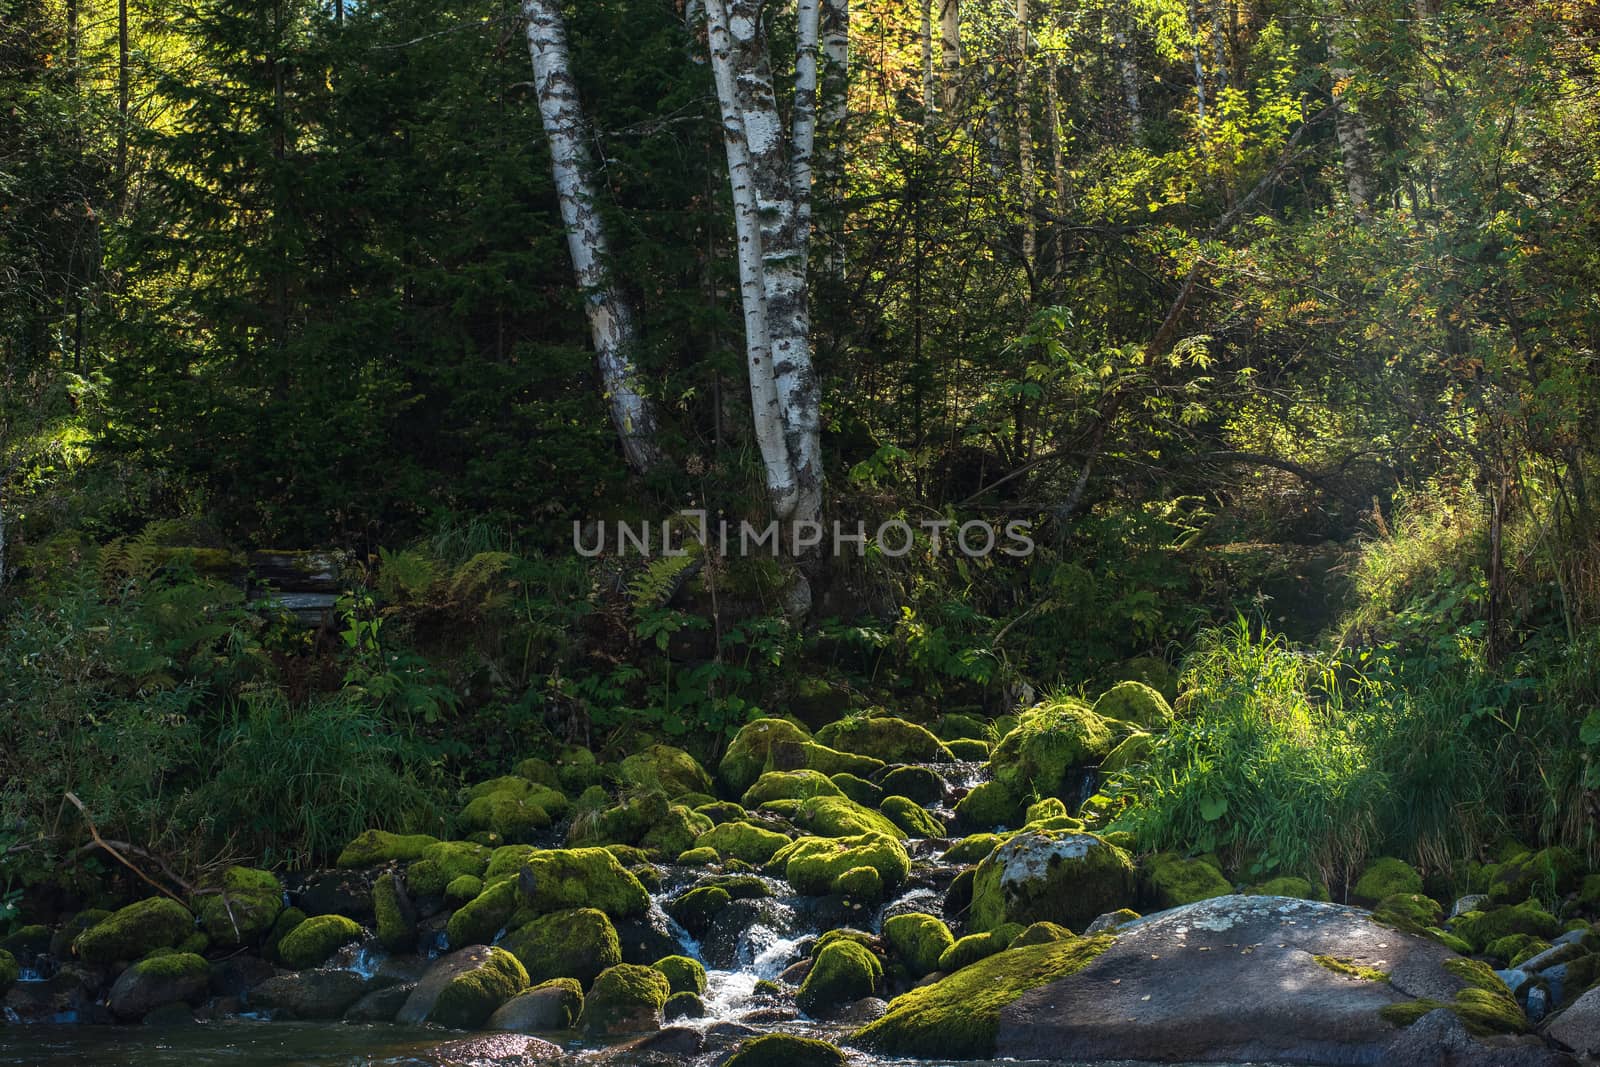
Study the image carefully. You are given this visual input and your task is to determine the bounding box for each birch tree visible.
[524,0,664,473]
[939,0,961,112]
[1325,18,1374,217]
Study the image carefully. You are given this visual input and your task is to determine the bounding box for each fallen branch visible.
[63,793,191,904]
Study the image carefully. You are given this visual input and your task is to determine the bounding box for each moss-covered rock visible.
[725,1034,848,1067]
[677,846,719,866]
[336,829,439,868]
[793,794,905,839]
[743,769,843,807]
[263,906,306,964]
[1024,797,1068,823]
[880,766,945,806]
[277,913,362,969]
[407,840,492,897]
[459,780,567,843]
[619,744,714,798]
[0,924,49,962]
[939,924,1023,972]
[814,716,953,763]
[947,738,990,761]
[1372,893,1444,934]
[797,939,881,1016]
[73,897,195,965]
[1143,852,1232,909]
[502,907,620,986]
[666,885,731,937]
[516,848,650,919]
[486,977,583,1032]
[1483,934,1547,965]
[194,867,283,948]
[511,757,563,790]
[429,946,530,1029]
[695,821,790,864]
[831,864,883,900]
[1451,899,1562,952]
[988,699,1111,798]
[371,871,416,952]
[969,830,1135,932]
[1011,921,1073,947]
[955,781,1022,832]
[883,912,954,978]
[1100,731,1154,773]
[720,718,813,795]
[652,954,706,995]
[1478,846,1582,905]
[447,879,519,948]
[829,773,884,807]
[1377,957,1527,1036]
[1243,876,1328,901]
[778,740,886,779]
[1351,857,1424,906]
[107,951,211,1019]
[444,874,483,904]
[695,800,747,825]
[855,935,1113,1058]
[776,832,910,897]
[943,833,1004,865]
[0,949,19,994]
[1092,681,1173,730]
[637,804,715,858]
[582,963,671,1035]
[881,796,943,837]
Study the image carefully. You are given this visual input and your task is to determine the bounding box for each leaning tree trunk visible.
[524,0,664,473]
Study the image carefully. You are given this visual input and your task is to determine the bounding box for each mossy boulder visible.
[969,830,1135,933]
[743,769,843,807]
[829,773,884,807]
[407,840,492,897]
[677,846,718,866]
[797,939,881,1016]
[0,924,49,962]
[264,906,307,963]
[636,803,714,858]
[1372,893,1444,934]
[0,949,19,994]
[511,757,563,790]
[485,977,584,1032]
[1025,797,1068,823]
[417,946,530,1030]
[1244,876,1328,901]
[107,952,211,1019]
[814,716,953,763]
[855,936,1112,1059]
[336,829,439,868]
[775,832,910,897]
[277,913,362,968]
[1011,921,1074,947]
[194,867,283,948]
[1143,853,1232,909]
[695,800,747,825]
[619,744,714,798]
[939,925,1023,972]
[1100,731,1154,773]
[1092,681,1173,730]
[450,878,521,948]
[372,871,416,952]
[883,912,955,978]
[720,718,813,795]
[73,897,195,965]
[1451,899,1561,952]
[1108,656,1180,703]
[988,699,1112,798]
[666,885,732,937]
[516,848,650,919]
[792,794,905,839]
[725,1034,849,1067]
[582,963,671,1035]
[459,779,567,843]
[502,907,621,987]
[947,738,990,761]
[879,766,945,805]
[832,865,883,900]
[695,821,790,864]
[445,874,484,904]
[881,796,943,837]
[773,740,885,779]
[1377,957,1527,1036]
[935,713,989,741]
[652,954,707,995]
[554,746,604,793]
[1351,856,1424,906]
[1478,846,1582,905]
[955,781,1022,831]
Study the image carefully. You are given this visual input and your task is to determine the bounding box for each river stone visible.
[1545,984,1600,1057]
[413,1034,566,1066]
[249,969,369,1019]
[344,981,414,1022]
[397,945,527,1029]
[108,953,211,1019]
[996,895,1497,1065]
[1389,1007,1573,1067]
[292,868,375,920]
[486,979,582,1032]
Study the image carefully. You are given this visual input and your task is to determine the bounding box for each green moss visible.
[74,897,195,965]
[581,963,671,1035]
[697,874,774,900]
[720,719,814,795]
[371,872,415,952]
[1508,940,1557,968]
[458,782,565,843]
[503,907,621,986]
[1011,921,1073,947]
[794,741,886,779]
[935,713,989,741]
[1314,955,1389,982]
[828,773,884,807]
[193,867,282,948]
[431,946,529,1029]
[0,949,19,992]
[263,907,305,964]
[814,716,954,764]
[516,848,650,919]
[1426,927,1473,954]
[511,757,562,789]
[883,913,954,979]
[652,954,707,995]
[1451,899,1561,952]
[881,796,943,837]
[619,744,714,798]
[797,939,881,1016]
[943,833,1004,865]
[831,865,883,900]
[1143,852,1233,909]
[483,844,537,886]
[947,738,990,760]
[277,914,362,969]
[447,878,519,948]
[695,820,790,864]
[856,935,1113,1058]
[954,780,1023,830]
[1093,681,1173,730]
[1379,958,1526,1036]
[725,1034,848,1067]
[988,699,1112,798]
[125,950,209,981]
[1372,893,1443,934]
[1025,798,1068,823]
[636,804,713,858]
[792,794,905,839]
[1100,732,1154,773]
[407,841,492,897]
[743,769,843,807]
[666,885,731,937]
[1244,876,1328,901]
[445,874,484,904]
[694,801,747,825]
[336,829,439,868]
[677,846,719,865]
[0,925,48,960]
[969,830,1136,932]
[775,832,910,897]
[1351,857,1424,906]
[938,924,1023,972]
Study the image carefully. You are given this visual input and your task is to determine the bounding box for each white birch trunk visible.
[1326,27,1374,217]
[819,0,850,279]
[524,0,663,473]
[1113,9,1142,141]
[939,0,961,113]
[1016,0,1036,269]
[921,0,936,124]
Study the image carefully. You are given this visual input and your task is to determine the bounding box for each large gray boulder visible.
[249,969,369,1019]
[1544,984,1600,1058]
[996,895,1519,1066]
